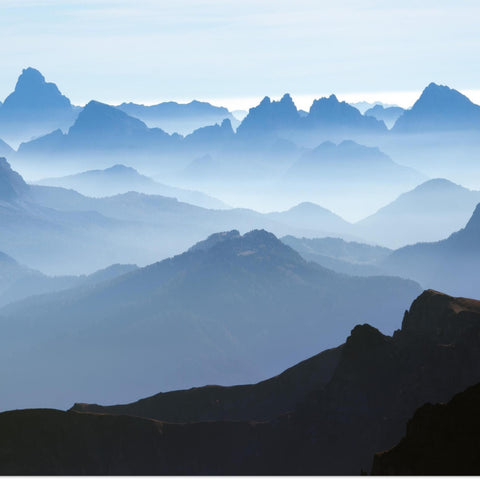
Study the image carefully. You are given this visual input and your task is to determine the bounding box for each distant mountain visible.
[305,95,387,133]
[2,289,480,474]
[282,235,391,276]
[0,229,419,410]
[0,67,77,145]
[266,202,353,236]
[285,140,423,186]
[356,178,480,248]
[35,164,229,209]
[364,104,405,128]
[0,252,137,307]
[116,100,238,134]
[17,100,181,165]
[392,82,480,133]
[383,203,480,297]
[236,94,300,138]
[372,382,480,475]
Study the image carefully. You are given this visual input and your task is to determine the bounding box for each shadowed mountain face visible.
[393,82,480,133]
[35,164,228,209]
[0,157,30,200]
[383,202,480,297]
[2,290,480,474]
[0,229,420,410]
[0,68,77,145]
[372,382,480,475]
[357,178,480,248]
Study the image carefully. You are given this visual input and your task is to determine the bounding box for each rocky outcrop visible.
[372,382,480,475]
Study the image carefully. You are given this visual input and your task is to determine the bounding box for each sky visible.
[1,0,480,110]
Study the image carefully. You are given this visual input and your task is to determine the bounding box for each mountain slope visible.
[2,289,480,474]
[383,203,480,296]
[35,164,228,209]
[356,178,480,248]
[0,229,420,410]
[393,82,480,133]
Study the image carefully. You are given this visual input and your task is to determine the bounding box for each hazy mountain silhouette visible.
[393,82,480,133]
[266,202,353,236]
[356,178,480,248]
[35,164,228,209]
[0,67,77,145]
[2,290,480,474]
[305,94,387,133]
[285,140,423,188]
[236,94,300,138]
[364,104,405,128]
[372,382,480,475]
[383,203,480,296]
[282,235,391,276]
[17,100,181,164]
[117,100,238,134]
[0,253,137,307]
[0,229,419,410]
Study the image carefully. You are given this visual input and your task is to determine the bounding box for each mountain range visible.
[1,289,480,474]
[35,164,228,209]
[357,178,480,248]
[116,100,238,134]
[0,228,419,410]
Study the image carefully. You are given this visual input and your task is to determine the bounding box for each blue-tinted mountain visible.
[364,104,405,128]
[305,94,387,133]
[0,251,137,307]
[282,235,391,276]
[0,157,30,200]
[35,164,228,209]
[17,101,181,161]
[183,118,235,152]
[117,100,238,134]
[3,290,480,474]
[392,83,480,133]
[0,229,419,410]
[0,68,77,145]
[286,140,422,185]
[266,202,353,236]
[357,178,480,247]
[236,94,301,138]
[383,203,480,297]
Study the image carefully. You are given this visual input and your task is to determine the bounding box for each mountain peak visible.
[393,83,480,132]
[69,101,149,136]
[2,67,72,112]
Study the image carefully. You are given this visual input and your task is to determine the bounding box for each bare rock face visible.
[372,382,480,475]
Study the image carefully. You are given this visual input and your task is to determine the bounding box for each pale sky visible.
[1,0,480,110]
